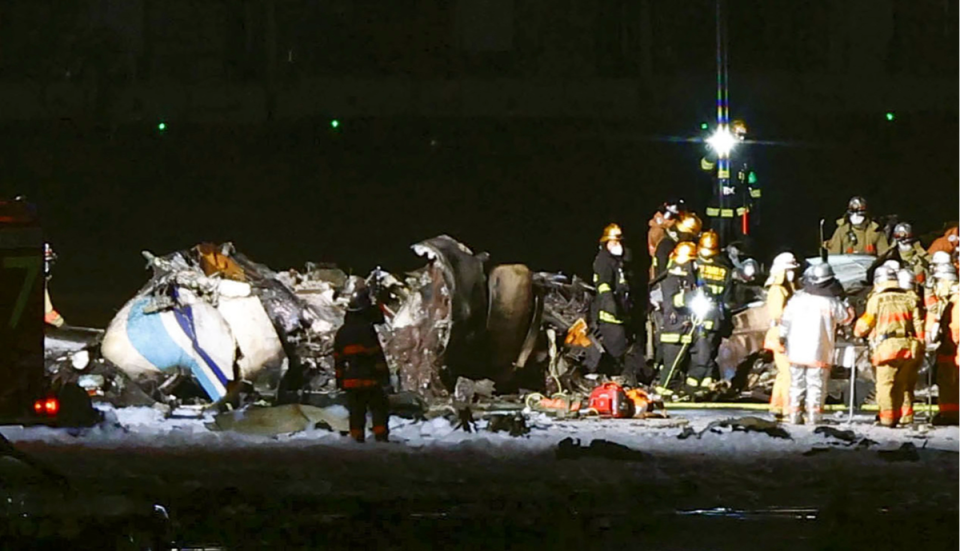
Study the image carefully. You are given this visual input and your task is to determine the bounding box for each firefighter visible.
[656,241,699,395]
[780,263,854,425]
[686,230,732,395]
[43,243,65,328]
[647,198,685,277]
[702,120,758,239]
[653,212,701,278]
[648,212,701,368]
[764,252,800,418]
[854,266,925,427]
[731,120,761,231]
[875,222,930,290]
[930,264,959,425]
[592,223,632,379]
[926,253,957,337]
[927,224,958,257]
[825,196,890,256]
[334,279,390,443]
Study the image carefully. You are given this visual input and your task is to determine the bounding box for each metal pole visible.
[714,0,731,244]
[661,321,699,391]
[848,364,856,424]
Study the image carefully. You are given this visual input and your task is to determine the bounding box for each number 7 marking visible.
[4,256,42,329]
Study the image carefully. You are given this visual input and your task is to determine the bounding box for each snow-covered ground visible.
[2,406,957,549]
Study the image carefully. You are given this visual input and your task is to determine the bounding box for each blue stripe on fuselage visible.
[125,298,223,400]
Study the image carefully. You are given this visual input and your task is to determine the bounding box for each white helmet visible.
[931,251,953,267]
[770,252,799,274]
[933,262,959,282]
[873,265,898,286]
[897,269,915,291]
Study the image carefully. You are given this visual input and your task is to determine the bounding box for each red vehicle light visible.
[44,398,60,416]
[33,400,44,414]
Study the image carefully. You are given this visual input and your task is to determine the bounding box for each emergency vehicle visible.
[0,197,96,426]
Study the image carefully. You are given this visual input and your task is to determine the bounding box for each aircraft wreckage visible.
[44,236,888,412]
[46,236,595,407]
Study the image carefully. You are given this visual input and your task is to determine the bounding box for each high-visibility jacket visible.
[660,260,697,344]
[825,217,890,256]
[854,283,924,365]
[44,287,65,327]
[334,310,389,389]
[899,242,930,286]
[763,275,796,352]
[877,242,930,286]
[924,279,955,341]
[696,256,733,331]
[702,151,757,219]
[934,285,959,367]
[593,248,629,325]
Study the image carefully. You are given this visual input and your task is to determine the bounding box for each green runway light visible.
[885,112,895,122]
[157,122,166,131]
[700,122,709,130]
[330,119,340,129]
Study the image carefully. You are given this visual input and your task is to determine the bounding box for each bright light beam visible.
[689,290,715,321]
[706,126,737,157]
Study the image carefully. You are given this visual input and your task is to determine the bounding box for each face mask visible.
[786,270,796,283]
[849,214,865,226]
[898,241,911,252]
[608,243,624,257]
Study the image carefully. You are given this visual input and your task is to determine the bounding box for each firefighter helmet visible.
[931,251,953,267]
[807,262,836,285]
[933,262,959,282]
[892,222,916,244]
[662,198,686,220]
[770,252,799,274]
[675,212,702,237]
[873,265,897,285]
[732,119,747,137]
[740,258,760,282]
[670,241,698,265]
[341,276,373,312]
[599,223,623,244]
[698,230,721,258]
[897,269,916,291]
[847,196,868,215]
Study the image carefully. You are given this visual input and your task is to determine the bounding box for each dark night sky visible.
[0,1,957,327]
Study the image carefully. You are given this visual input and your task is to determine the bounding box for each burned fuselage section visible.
[57,235,605,406]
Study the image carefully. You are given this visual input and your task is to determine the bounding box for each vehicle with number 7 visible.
[0,197,46,422]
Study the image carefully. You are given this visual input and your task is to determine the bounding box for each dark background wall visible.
[0,1,956,327]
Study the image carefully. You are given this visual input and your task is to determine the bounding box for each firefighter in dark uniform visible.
[702,120,758,240]
[687,230,733,396]
[593,223,632,379]
[649,212,702,371]
[653,212,703,279]
[656,241,699,394]
[334,279,390,443]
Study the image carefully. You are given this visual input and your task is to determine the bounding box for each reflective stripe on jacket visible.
[334,311,389,388]
[825,218,890,256]
[854,285,924,365]
[593,248,628,325]
[938,288,959,367]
